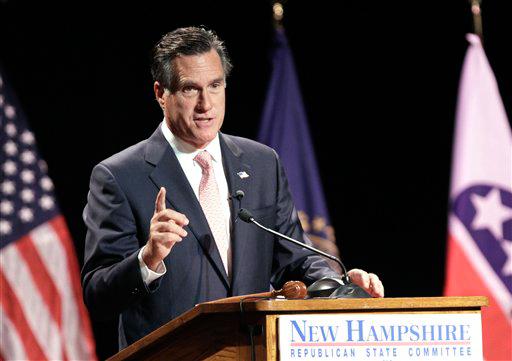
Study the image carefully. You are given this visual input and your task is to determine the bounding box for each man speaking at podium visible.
[81,26,384,350]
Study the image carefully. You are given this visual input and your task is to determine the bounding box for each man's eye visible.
[209,82,223,92]
[182,86,198,94]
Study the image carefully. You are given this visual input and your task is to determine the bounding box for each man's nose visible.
[196,90,213,112]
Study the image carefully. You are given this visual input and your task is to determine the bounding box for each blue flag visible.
[258,28,341,271]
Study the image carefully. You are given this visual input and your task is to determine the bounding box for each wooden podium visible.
[108,296,487,361]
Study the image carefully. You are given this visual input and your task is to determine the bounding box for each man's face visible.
[156,49,226,149]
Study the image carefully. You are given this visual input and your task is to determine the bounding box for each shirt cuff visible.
[138,245,166,285]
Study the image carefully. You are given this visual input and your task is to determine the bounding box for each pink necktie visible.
[194,150,231,276]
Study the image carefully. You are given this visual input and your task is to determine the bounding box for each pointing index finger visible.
[155,187,167,214]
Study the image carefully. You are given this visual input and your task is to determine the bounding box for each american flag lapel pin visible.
[237,171,249,179]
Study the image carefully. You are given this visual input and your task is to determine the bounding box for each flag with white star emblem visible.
[445,34,512,360]
[0,73,96,360]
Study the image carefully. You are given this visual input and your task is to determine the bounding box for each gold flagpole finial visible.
[273,1,284,29]
[470,0,483,41]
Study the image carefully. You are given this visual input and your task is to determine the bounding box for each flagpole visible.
[469,0,483,42]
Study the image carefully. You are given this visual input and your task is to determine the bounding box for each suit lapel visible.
[145,128,230,289]
[219,134,253,292]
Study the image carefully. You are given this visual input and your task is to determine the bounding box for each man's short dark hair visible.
[151,26,233,92]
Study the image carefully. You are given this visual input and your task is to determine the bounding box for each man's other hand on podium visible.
[347,269,384,297]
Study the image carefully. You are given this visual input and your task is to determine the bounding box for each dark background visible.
[1,1,511,358]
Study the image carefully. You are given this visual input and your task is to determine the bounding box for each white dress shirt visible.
[139,120,232,284]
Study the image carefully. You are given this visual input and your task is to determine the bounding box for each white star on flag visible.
[18,207,34,223]
[5,123,16,137]
[20,189,35,203]
[39,195,54,210]
[3,140,17,156]
[0,200,14,215]
[20,150,36,164]
[471,188,512,240]
[3,160,17,175]
[20,130,35,145]
[0,219,12,235]
[40,176,54,191]
[38,160,48,172]
[1,180,16,195]
[20,169,35,184]
[4,105,16,119]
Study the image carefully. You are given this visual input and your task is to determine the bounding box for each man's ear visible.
[154,81,166,108]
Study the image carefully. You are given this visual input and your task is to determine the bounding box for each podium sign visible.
[278,313,483,361]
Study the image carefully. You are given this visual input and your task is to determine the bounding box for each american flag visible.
[0,73,96,360]
[445,34,512,360]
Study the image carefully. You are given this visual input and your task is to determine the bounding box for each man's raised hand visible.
[142,187,189,271]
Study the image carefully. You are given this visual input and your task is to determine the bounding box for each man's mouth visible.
[194,117,214,123]
[193,117,214,127]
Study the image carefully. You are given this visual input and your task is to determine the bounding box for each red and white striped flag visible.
[0,74,96,360]
[445,34,512,360]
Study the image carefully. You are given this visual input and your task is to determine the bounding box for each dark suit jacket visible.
[81,126,337,349]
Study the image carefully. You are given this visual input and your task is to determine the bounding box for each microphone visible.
[233,190,245,200]
[238,208,371,299]
[231,190,245,222]
[238,208,349,281]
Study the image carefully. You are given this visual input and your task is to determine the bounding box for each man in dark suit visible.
[81,26,384,350]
